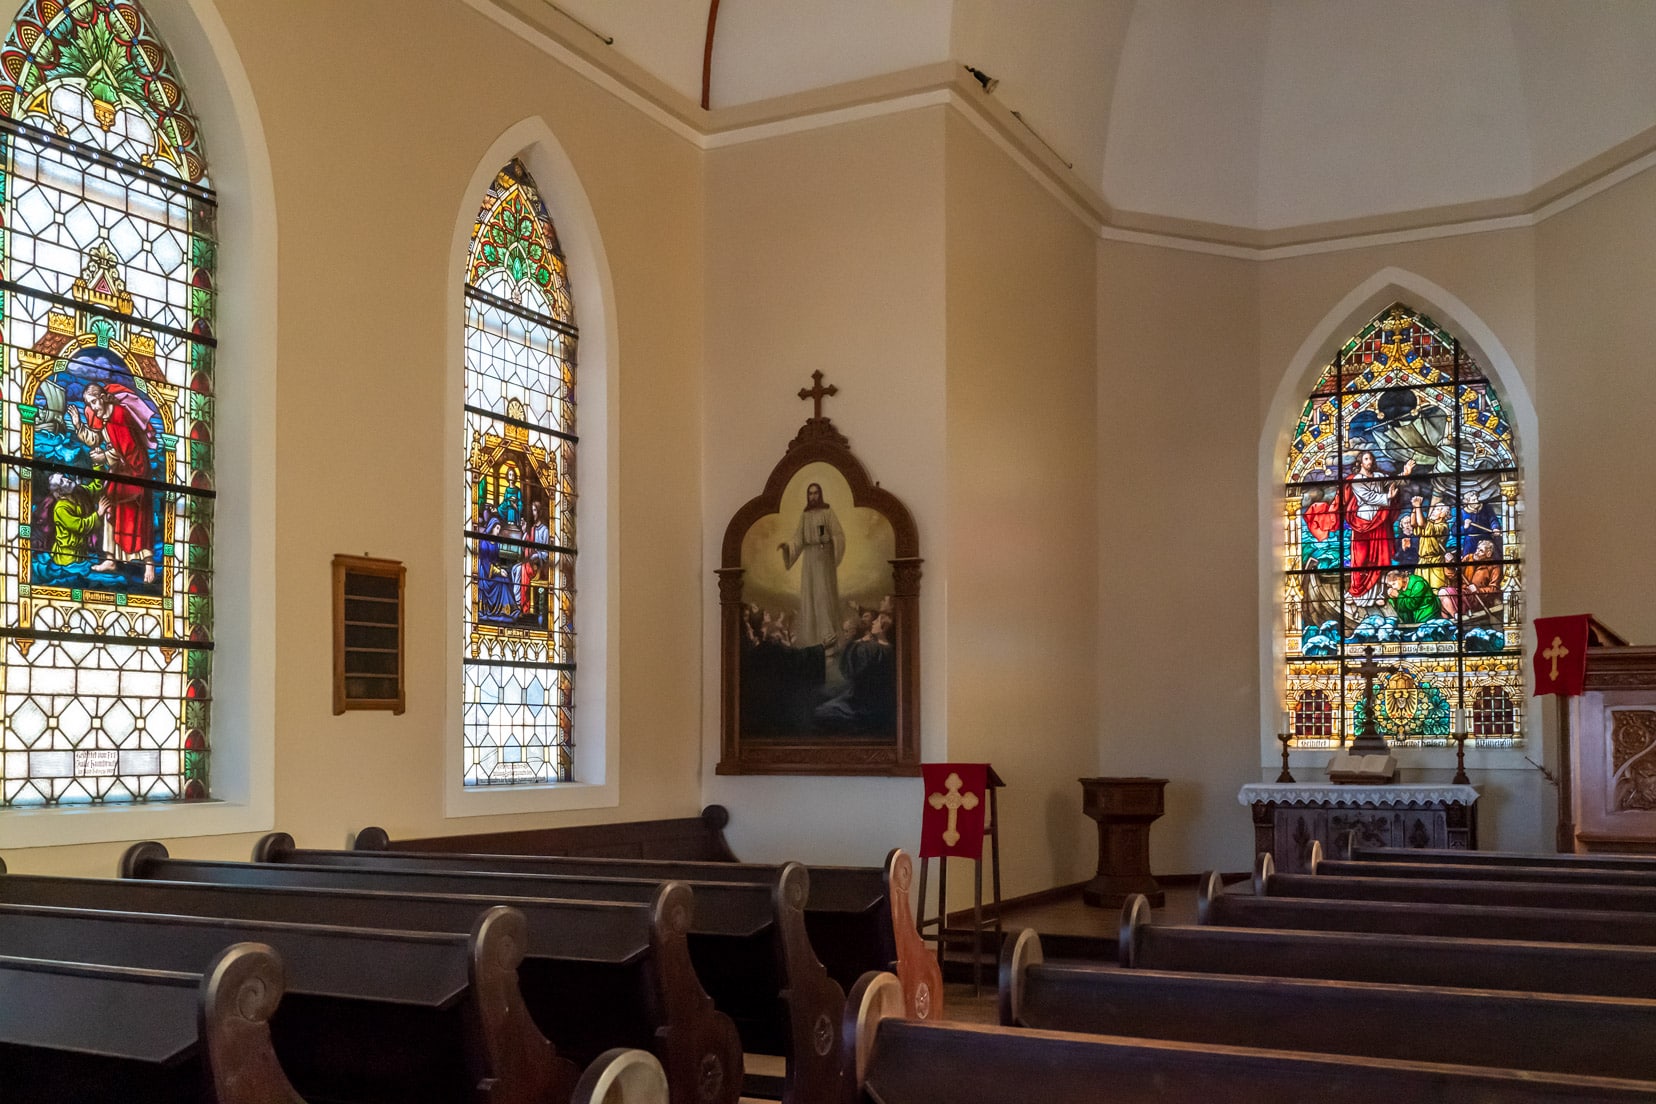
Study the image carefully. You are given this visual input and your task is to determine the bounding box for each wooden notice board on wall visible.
[332,555,405,715]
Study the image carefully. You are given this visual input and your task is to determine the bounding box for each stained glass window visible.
[1284,305,1523,749]
[462,159,575,785]
[0,0,214,807]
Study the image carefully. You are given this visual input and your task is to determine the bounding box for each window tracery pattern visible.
[462,158,575,785]
[1284,305,1523,748]
[0,0,214,806]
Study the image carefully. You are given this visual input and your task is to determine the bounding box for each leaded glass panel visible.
[1283,305,1523,749]
[0,0,213,806]
[463,159,575,785]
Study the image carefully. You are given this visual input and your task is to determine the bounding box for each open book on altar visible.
[1326,753,1397,784]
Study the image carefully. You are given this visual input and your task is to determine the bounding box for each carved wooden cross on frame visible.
[798,370,838,419]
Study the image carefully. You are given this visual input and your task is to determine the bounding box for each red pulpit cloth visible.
[920,763,989,858]
[1533,615,1592,697]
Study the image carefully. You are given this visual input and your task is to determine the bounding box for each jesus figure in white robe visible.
[778,482,845,648]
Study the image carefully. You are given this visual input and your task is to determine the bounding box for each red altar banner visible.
[919,763,989,858]
[1533,614,1592,697]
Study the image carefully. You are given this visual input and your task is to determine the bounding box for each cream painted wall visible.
[1536,168,1656,649]
[5,0,706,875]
[1255,229,1552,858]
[1096,240,1263,875]
[701,109,949,866]
[5,0,1654,886]
[1098,224,1560,874]
[943,111,1099,898]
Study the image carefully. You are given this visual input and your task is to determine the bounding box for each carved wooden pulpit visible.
[1568,633,1656,854]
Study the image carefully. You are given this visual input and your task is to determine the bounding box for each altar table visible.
[1239,782,1479,875]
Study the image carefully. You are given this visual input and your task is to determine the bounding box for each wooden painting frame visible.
[716,410,921,775]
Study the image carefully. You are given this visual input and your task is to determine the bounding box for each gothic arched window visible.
[1284,304,1523,748]
[462,159,576,785]
[0,0,214,807]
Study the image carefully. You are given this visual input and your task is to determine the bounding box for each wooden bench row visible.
[0,931,665,1104]
[841,969,1653,1103]
[0,850,737,1104]
[347,819,940,1018]
[844,840,1656,1103]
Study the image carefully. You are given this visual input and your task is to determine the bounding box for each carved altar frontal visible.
[1239,783,1479,875]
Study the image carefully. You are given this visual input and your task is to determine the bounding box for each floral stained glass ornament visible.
[462,159,576,786]
[0,0,214,807]
[1283,305,1523,750]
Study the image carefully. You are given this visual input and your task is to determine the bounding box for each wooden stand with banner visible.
[915,763,1003,996]
[1555,619,1656,855]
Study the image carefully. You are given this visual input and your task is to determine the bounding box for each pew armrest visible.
[883,849,942,1021]
[1253,851,1275,895]
[842,971,904,1103]
[1195,870,1224,925]
[573,1048,670,1104]
[996,928,1042,1026]
[1117,895,1150,968]
[200,943,308,1104]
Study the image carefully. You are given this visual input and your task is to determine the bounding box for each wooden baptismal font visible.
[1079,776,1168,908]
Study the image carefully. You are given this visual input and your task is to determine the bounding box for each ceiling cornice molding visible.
[471,0,1656,261]
[463,0,706,144]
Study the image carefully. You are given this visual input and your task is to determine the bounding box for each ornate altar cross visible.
[1350,644,1401,756]
[927,771,980,847]
[798,370,838,419]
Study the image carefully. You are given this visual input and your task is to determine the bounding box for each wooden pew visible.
[997,923,1656,1081]
[1123,882,1656,998]
[348,825,937,1019]
[0,899,571,1104]
[1257,851,1656,913]
[1353,843,1656,871]
[842,971,1655,1104]
[126,842,837,1104]
[1198,864,1656,944]
[368,805,742,862]
[0,941,305,1103]
[1316,845,1656,888]
[0,863,741,1104]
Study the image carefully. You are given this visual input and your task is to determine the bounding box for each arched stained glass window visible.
[1284,305,1523,748]
[463,159,576,786]
[0,0,214,806]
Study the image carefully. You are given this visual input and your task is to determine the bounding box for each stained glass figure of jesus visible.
[778,482,845,647]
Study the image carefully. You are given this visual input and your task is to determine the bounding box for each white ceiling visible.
[547,0,1656,232]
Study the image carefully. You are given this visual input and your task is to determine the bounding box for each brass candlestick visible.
[1276,732,1296,784]
[1452,727,1471,785]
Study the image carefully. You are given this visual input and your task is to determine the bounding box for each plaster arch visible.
[443,116,622,818]
[1254,266,1541,775]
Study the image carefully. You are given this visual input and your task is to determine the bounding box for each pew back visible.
[0,942,304,1104]
[0,866,740,1104]
[123,842,835,1104]
[846,972,1655,1104]
[1197,868,1656,944]
[0,901,569,1104]
[1003,925,1656,1080]
[1257,851,1656,912]
[341,827,928,1013]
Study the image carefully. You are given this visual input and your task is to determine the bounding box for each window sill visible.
[443,776,618,819]
[0,797,272,851]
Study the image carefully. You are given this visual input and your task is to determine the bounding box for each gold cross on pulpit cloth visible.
[798,370,838,419]
[1543,635,1570,680]
[928,771,979,847]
